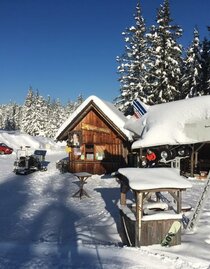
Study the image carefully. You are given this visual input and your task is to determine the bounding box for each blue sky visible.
[0,0,209,105]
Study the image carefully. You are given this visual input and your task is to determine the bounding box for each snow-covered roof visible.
[124,96,210,149]
[55,95,133,141]
[118,167,192,191]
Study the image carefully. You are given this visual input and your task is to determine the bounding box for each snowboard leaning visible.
[161,221,181,247]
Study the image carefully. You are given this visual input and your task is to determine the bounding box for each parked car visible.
[0,143,13,154]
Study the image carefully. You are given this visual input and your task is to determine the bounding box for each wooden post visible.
[120,192,126,206]
[169,190,182,213]
[177,191,182,213]
[120,180,130,206]
[190,145,195,177]
[135,191,143,247]
[139,148,143,167]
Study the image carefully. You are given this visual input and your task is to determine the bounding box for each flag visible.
[133,99,147,118]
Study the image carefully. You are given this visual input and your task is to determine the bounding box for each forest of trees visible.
[0,87,83,138]
[115,0,210,112]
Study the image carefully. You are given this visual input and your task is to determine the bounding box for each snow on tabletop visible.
[142,212,183,221]
[124,95,210,148]
[118,167,192,190]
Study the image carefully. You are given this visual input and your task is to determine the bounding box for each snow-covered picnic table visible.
[118,167,192,191]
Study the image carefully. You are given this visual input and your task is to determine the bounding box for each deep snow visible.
[0,131,210,268]
[125,96,210,148]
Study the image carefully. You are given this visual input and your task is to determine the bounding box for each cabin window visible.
[95,145,105,160]
[85,144,94,160]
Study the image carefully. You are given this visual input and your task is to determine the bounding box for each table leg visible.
[72,176,90,199]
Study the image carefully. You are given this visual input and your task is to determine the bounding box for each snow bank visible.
[0,130,64,152]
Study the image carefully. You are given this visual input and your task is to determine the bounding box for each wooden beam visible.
[135,191,143,247]
[169,190,181,213]
[139,148,143,167]
[169,191,179,203]
[177,191,182,213]
[190,145,195,177]
[118,174,130,206]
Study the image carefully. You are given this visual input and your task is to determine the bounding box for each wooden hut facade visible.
[56,96,132,175]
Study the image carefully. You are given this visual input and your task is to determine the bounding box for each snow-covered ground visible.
[0,131,210,268]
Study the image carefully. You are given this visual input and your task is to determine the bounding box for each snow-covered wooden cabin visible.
[55,95,133,175]
[124,96,210,176]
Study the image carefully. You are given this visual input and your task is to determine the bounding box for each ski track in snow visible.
[0,151,210,268]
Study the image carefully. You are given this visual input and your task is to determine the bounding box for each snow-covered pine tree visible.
[21,88,48,136]
[12,103,22,130]
[0,105,6,129]
[2,105,13,130]
[75,94,84,108]
[48,98,66,138]
[65,100,75,118]
[181,28,203,98]
[200,37,210,95]
[0,105,3,129]
[0,103,21,130]
[44,95,55,138]
[21,87,36,135]
[3,102,21,130]
[31,91,49,136]
[145,0,183,104]
[116,1,148,112]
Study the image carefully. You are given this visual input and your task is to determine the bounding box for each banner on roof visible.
[133,99,147,118]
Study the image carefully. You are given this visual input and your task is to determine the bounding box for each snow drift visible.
[0,130,64,153]
[124,96,210,149]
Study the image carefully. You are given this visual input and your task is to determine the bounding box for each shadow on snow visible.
[0,173,96,268]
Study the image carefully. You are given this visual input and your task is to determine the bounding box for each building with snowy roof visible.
[55,95,133,175]
[124,95,210,176]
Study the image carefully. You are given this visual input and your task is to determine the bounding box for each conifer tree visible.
[12,103,22,130]
[200,37,210,95]
[3,102,21,130]
[145,0,183,104]
[31,92,48,136]
[65,100,76,118]
[21,87,36,134]
[181,28,203,98]
[116,1,148,111]
[75,94,84,107]
[0,106,3,129]
[44,95,54,138]
[49,98,66,138]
